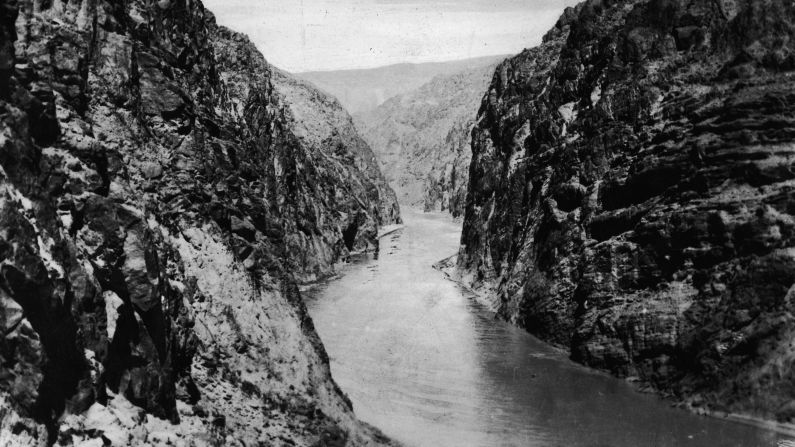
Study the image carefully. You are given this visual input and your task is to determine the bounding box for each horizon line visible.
[286,52,516,75]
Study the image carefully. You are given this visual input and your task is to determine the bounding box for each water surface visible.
[305,210,791,447]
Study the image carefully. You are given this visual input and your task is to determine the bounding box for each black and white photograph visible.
[1,0,795,445]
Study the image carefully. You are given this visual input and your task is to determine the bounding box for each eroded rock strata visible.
[354,62,500,214]
[421,117,477,218]
[0,0,398,445]
[459,0,795,420]
[270,68,401,281]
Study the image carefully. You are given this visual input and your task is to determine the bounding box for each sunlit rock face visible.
[354,63,499,216]
[270,67,401,280]
[422,116,476,218]
[459,0,795,421]
[0,0,398,445]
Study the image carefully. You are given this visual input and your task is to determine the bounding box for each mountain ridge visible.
[297,55,509,115]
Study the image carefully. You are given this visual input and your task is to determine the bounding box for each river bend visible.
[305,210,791,447]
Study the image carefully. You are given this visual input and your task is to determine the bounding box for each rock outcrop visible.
[459,0,795,421]
[355,62,500,214]
[421,117,477,218]
[270,68,401,280]
[0,0,398,445]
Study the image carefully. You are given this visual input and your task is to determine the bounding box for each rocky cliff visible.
[0,0,398,445]
[269,67,401,282]
[422,117,477,218]
[459,0,795,421]
[354,63,500,213]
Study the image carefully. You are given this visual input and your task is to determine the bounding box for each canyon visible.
[353,60,502,216]
[2,0,795,445]
[0,0,399,445]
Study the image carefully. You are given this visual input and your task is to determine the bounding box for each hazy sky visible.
[202,0,576,73]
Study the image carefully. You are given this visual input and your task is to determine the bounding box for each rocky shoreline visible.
[458,0,795,423]
[435,254,795,437]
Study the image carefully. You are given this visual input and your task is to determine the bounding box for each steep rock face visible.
[460,0,795,420]
[270,68,401,280]
[422,118,476,217]
[0,0,397,445]
[355,63,499,213]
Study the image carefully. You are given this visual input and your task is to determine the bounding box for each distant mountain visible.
[353,62,499,214]
[297,55,508,115]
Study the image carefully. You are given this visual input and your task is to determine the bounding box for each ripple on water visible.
[305,209,793,447]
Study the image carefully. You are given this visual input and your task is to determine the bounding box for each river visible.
[304,209,792,447]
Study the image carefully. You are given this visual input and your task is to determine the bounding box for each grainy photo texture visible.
[1,0,795,446]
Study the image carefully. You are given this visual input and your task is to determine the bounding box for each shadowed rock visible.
[459,0,795,422]
[354,62,501,216]
[0,0,400,445]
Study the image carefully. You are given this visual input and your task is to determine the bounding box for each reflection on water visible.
[305,210,790,447]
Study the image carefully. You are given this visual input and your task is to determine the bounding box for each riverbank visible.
[435,254,795,441]
[305,209,792,447]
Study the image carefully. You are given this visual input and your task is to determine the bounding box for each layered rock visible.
[422,117,476,217]
[354,62,500,213]
[270,68,401,280]
[0,0,398,445]
[459,0,795,421]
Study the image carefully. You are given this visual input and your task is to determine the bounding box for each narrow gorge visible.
[352,58,504,217]
[3,0,795,445]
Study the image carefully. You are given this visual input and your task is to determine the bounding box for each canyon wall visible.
[459,0,795,421]
[355,63,500,214]
[421,117,477,218]
[0,0,398,445]
[269,67,401,282]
